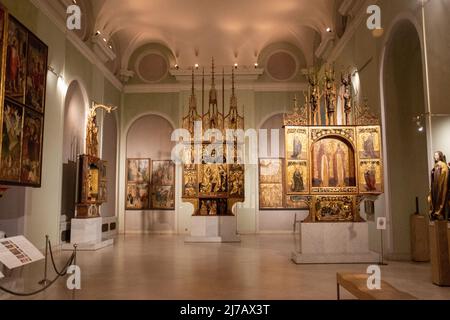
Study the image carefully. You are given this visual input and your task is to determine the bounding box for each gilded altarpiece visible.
[282,67,384,222]
[181,63,245,216]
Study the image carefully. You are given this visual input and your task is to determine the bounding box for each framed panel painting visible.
[125,183,150,210]
[5,16,28,104]
[152,160,175,187]
[259,183,284,209]
[357,126,382,160]
[286,160,309,195]
[0,99,24,183]
[259,158,282,184]
[25,33,48,113]
[358,159,383,194]
[152,185,175,210]
[127,158,151,184]
[20,108,43,186]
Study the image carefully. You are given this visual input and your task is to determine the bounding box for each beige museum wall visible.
[0,0,122,249]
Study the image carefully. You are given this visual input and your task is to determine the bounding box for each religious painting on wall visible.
[127,158,151,184]
[152,185,175,210]
[5,16,28,104]
[259,158,282,184]
[126,183,150,210]
[228,164,244,199]
[0,12,47,188]
[152,160,175,186]
[285,127,308,161]
[259,184,283,209]
[286,160,308,195]
[357,126,382,159]
[182,164,198,198]
[358,160,383,194]
[310,137,356,193]
[151,160,175,210]
[0,99,23,182]
[20,108,43,186]
[25,33,48,113]
[199,164,228,197]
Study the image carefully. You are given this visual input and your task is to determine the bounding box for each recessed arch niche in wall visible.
[381,18,428,257]
[61,80,88,231]
[101,113,118,217]
[125,114,176,234]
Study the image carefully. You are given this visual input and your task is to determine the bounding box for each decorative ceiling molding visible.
[326,0,379,63]
[29,0,123,91]
[169,67,264,83]
[124,82,307,94]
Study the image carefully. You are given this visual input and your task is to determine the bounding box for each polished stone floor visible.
[1,234,450,300]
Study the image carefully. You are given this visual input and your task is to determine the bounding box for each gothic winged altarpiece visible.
[181,59,245,216]
[283,66,384,222]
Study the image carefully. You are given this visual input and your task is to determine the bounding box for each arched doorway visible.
[60,80,88,242]
[125,114,175,234]
[382,19,429,258]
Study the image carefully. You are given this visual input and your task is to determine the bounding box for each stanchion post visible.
[38,235,49,286]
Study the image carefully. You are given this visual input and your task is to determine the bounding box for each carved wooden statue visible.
[86,103,117,158]
[429,151,450,221]
[341,72,353,125]
[307,70,321,125]
[324,66,337,126]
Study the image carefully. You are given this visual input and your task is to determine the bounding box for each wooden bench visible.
[336,272,417,300]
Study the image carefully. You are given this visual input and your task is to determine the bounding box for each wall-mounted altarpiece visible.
[181,59,245,216]
[0,6,48,187]
[280,66,384,222]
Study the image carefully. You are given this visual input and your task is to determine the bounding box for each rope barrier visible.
[0,236,77,297]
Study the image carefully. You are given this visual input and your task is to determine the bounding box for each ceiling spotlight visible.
[108,45,112,49]
[95,30,101,36]
[195,63,199,69]
[174,64,179,70]
[234,63,238,69]
[326,27,332,33]
[254,62,259,68]
[103,38,107,42]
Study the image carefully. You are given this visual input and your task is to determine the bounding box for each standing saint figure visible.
[341,72,353,125]
[291,135,302,159]
[428,151,450,221]
[291,166,304,192]
[324,67,337,126]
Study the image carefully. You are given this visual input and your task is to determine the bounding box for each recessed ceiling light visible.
[326,27,332,33]
[195,63,199,69]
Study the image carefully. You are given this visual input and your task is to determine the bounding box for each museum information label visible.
[0,236,44,269]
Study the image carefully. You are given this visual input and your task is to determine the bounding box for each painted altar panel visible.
[182,163,198,198]
[285,126,309,195]
[309,127,357,195]
[198,163,228,198]
[151,160,175,210]
[356,126,384,195]
[259,158,283,184]
[259,183,284,209]
[311,195,359,222]
[358,159,383,194]
[228,164,244,199]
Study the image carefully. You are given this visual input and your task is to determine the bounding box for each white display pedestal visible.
[185,216,240,243]
[292,222,378,264]
[62,217,113,251]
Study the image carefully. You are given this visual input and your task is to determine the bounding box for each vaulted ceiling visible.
[42,0,363,84]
